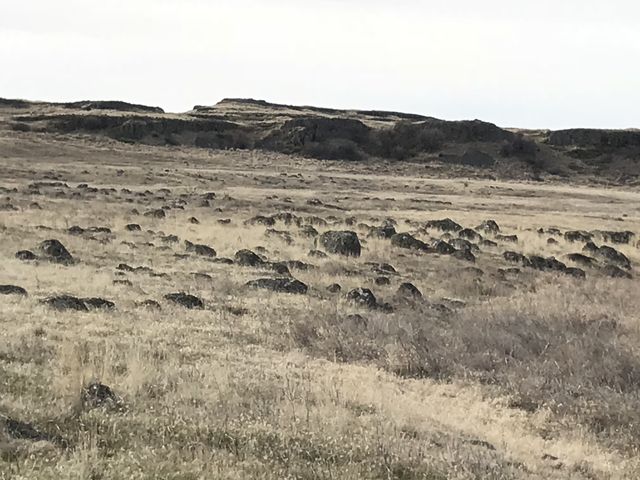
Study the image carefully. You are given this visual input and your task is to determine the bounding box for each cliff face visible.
[1,97,639,182]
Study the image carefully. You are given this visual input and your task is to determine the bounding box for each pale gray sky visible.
[1,0,639,129]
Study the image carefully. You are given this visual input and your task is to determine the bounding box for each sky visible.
[1,0,639,129]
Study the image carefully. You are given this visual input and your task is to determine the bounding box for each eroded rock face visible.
[318,231,361,257]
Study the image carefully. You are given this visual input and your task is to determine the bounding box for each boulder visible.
[425,218,462,232]
[453,249,476,263]
[601,264,632,279]
[164,292,204,309]
[318,231,361,257]
[246,278,308,294]
[476,220,500,234]
[564,230,592,243]
[503,251,530,267]
[432,240,455,255]
[390,232,429,251]
[235,249,265,267]
[38,239,74,264]
[396,282,422,299]
[15,250,37,261]
[0,285,27,296]
[458,228,482,242]
[185,240,217,257]
[346,288,378,309]
[368,224,397,239]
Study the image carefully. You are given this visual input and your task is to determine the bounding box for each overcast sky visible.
[1,0,639,129]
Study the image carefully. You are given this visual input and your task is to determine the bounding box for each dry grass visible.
[0,132,639,479]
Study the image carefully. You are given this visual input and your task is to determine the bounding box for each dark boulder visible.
[235,249,265,267]
[125,223,142,231]
[3,417,67,446]
[188,217,200,224]
[529,256,567,272]
[496,234,518,243]
[246,278,308,294]
[583,241,599,254]
[396,282,422,299]
[426,218,462,232]
[564,230,592,243]
[164,292,204,309]
[318,231,361,257]
[368,223,397,239]
[564,267,586,279]
[601,265,632,279]
[476,220,500,234]
[42,295,88,311]
[83,297,116,310]
[593,245,631,270]
[327,283,342,293]
[390,232,429,251]
[449,238,477,252]
[592,230,635,244]
[15,250,37,261]
[453,249,476,263]
[458,228,482,242]
[0,285,27,296]
[566,253,596,267]
[432,240,455,255]
[346,288,378,309]
[38,239,74,264]
[185,240,217,257]
[268,262,291,276]
[82,382,122,409]
[503,251,530,267]
[375,276,391,286]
